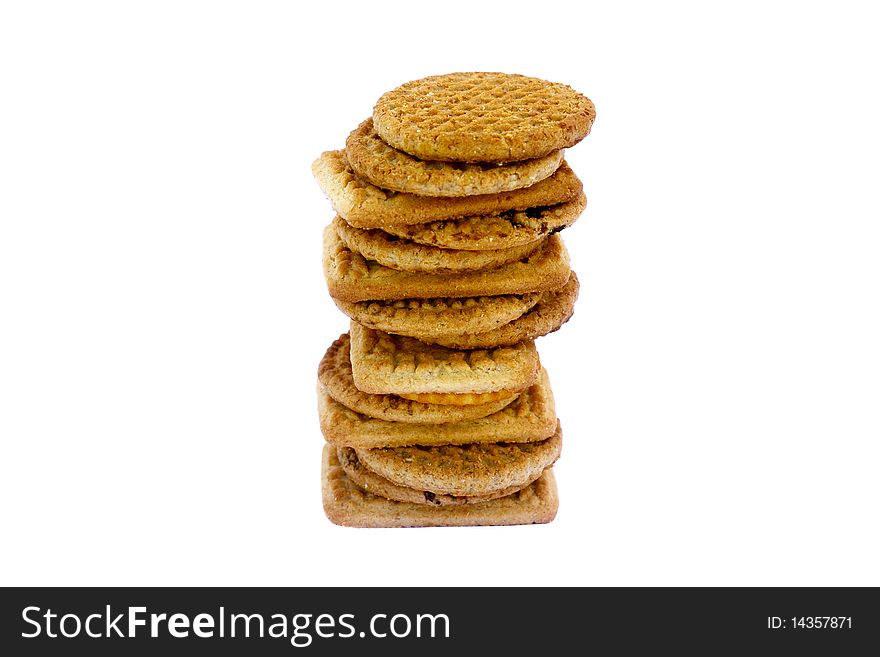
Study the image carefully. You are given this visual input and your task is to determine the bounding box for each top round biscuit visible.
[373,72,595,163]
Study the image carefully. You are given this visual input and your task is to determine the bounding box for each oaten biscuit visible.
[345,118,564,197]
[322,444,559,528]
[318,335,517,424]
[312,151,582,228]
[354,422,562,497]
[373,72,595,162]
[382,191,586,251]
[343,274,580,347]
[333,216,542,273]
[333,292,542,339]
[336,447,529,506]
[318,367,556,448]
[396,390,523,405]
[426,272,580,348]
[348,322,538,395]
[323,225,570,302]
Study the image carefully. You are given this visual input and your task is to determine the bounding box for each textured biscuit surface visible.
[323,225,571,302]
[345,118,564,197]
[312,151,582,228]
[426,272,580,348]
[373,72,595,162]
[355,423,562,496]
[394,390,522,405]
[333,216,541,273]
[348,322,538,395]
[317,335,516,424]
[337,447,528,506]
[333,292,541,339]
[319,367,556,448]
[322,444,559,528]
[383,191,586,251]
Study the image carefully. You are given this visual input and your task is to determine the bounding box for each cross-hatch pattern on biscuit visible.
[373,72,595,162]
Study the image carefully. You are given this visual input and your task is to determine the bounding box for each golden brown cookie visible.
[345,118,564,197]
[318,367,556,448]
[333,292,542,340]
[348,322,539,395]
[322,444,559,528]
[339,274,579,347]
[426,272,580,348]
[382,191,586,251]
[317,334,517,424]
[372,72,595,162]
[323,224,571,302]
[354,422,562,497]
[395,390,522,405]
[333,216,542,273]
[336,447,529,506]
[312,151,582,228]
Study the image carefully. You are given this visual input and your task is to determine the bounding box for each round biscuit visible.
[383,191,586,251]
[333,292,541,340]
[333,216,542,274]
[354,423,563,497]
[345,118,563,196]
[373,72,595,162]
[336,447,533,506]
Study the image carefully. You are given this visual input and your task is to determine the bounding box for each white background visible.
[1,1,878,587]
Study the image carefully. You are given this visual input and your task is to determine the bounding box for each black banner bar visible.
[1,587,877,655]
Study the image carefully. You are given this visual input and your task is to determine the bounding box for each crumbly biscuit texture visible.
[373,72,595,162]
[318,367,556,449]
[382,191,586,251]
[336,447,529,506]
[322,444,559,528]
[333,292,542,339]
[316,71,592,528]
[354,422,562,496]
[345,118,564,197]
[333,216,542,274]
[317,335,517,424]
[312,151,582,228]
[323,225,571,302]
[396,389,523,406]
[348,322,539,395]
[425,272,580,348]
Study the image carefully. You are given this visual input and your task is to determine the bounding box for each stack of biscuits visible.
[312,72,595,527]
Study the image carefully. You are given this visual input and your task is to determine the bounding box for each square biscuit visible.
[319,367,557,448]
[323,224,570,302]
[312,150,582,228]
[318,334,518,424]
[348,322,539,396]
[321,444,559,528]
